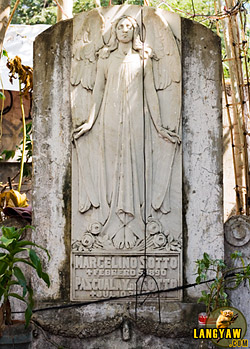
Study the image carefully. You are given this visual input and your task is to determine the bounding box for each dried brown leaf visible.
[6,56,33,97]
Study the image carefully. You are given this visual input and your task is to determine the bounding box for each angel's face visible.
[116,18,134,44]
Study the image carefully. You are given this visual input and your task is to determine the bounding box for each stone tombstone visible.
[71,6,182,302]
[32,5,224,345]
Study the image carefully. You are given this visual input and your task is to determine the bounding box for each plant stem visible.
[5,299,12,325]
[215,278,222,310]
[223,265,248,275]
[18,80,26,192]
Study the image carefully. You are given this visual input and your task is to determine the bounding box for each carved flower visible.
[82,233,95,249]
[165,234,182,252]
[71,240,84,252]
[147,219,162,235]
[153,233,167,248]
[88,222,102,235]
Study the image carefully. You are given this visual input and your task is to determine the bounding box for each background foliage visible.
[10,0,222,26]
[10,0,57,24]
[9,0,249,79]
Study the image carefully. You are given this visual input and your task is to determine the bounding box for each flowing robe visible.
[76,49,174,247]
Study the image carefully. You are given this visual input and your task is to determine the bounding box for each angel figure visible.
[72,14,181,249]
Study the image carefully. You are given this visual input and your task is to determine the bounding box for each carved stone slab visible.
[224,215,250,247]
[71,5,182,301]
[72,253,181,301]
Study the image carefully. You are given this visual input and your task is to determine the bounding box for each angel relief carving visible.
[71,9,181,250]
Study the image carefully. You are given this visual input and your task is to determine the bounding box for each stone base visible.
[31,302,204,348]
[32,330,197,349]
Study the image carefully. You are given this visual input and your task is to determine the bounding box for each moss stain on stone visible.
[58,154,72,301]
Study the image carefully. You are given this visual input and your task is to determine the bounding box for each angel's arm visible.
[73,59,106,140]
[144,59,181,144]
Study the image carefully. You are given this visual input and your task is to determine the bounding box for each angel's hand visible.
[73,122,93,140]
[158,127,181,144]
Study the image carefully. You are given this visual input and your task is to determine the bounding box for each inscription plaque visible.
[71,253,181,301]
[71,6,182,301]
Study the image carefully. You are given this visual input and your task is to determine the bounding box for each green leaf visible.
[24,285,34,326]
[197,296,207,304]
[0,149,16,161]
[0,236,15,247]
[200,273,206,281]
[27,285,34,304]
[18,240,42,248]
[0,262,8,276]
[29,249,42,277]
[231,251,242,259]
[25,305,33,326]
[203,252,210,264]
[26,122,32,133]
[13,258,34,268]
[15,233,50,260]
[8,280,19,286]
[13,266,27,297]
[2,226,20,240]
[11,247,27,255]
[218,260,226,268]
[2,49,8,57]
[0,244,10,252]
[41,272,50,287]
[23,163,32,177]
[0,91,5,100]
[28,249,50,286]
[9,293,26,303]
[0,253,7,260]
[29,243,50,261]
[200,262,205,269]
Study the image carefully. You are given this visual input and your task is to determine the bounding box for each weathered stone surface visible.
[32,6,223,347]
[0,217,29,229]
[72,253,181,301]
[71,6,182,302]
[32,19,72,301]
[224,215,250,342]
[32,327,198,349]
[32,302,204,347]
[225,215,250,247]
[182,18,223,298]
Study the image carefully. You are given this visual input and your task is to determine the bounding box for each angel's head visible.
[115,16,141,47]
[99,15,146,58]
[116,17,134,44]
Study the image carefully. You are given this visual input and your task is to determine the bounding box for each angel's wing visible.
[143,10,181,214]
[71,10,105,91]
[143,10,181,132]
[71,11,105,214]
[144,11,181,91]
